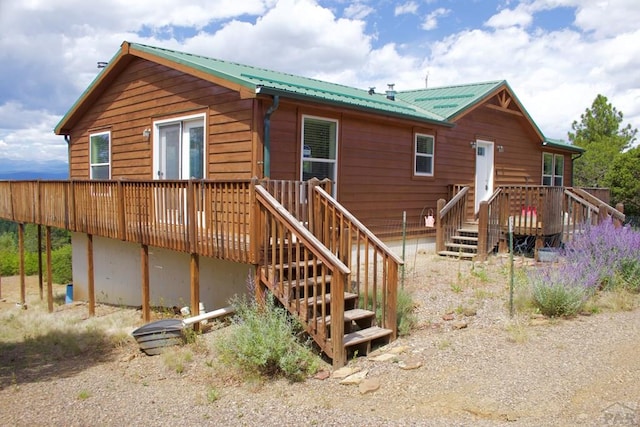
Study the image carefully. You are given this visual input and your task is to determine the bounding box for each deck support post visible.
[477,201,488,261]
[141,244,150,322]
[46,226,53,313]
[87,234,95,317]
[18,223,25,305]
[190,253,200,332]
[38,225,43,300]
[435,199,445,253]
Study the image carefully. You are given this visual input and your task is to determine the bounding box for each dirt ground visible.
[1,254,639,426]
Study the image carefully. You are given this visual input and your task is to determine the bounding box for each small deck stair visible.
[260,252,392,360]
[438,222,479,259]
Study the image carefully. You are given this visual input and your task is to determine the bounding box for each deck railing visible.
[0,179,255,263]
[436,186,469,253]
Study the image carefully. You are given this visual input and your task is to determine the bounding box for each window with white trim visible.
[90,131,111,179]
[300,116,338,187]
[542,153,564,186]
[414,133,434,176]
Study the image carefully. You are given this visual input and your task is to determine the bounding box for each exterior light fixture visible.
[142,128,151,141]
[470,141,477,149]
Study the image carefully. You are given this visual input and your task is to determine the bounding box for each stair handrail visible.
[312,185,401,340]
[255,184,350,366]
[436,186,469,253]
[477,188,504,260]
[313,186,404,266]
[567,187,625,223]
[255,185,349,274]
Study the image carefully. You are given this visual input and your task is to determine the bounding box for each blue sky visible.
[0,0,639,167]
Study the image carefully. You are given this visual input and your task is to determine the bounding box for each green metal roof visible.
[130,43,448,125]
[394,81,506,120]
[55,42,578,154]
[543,137,585,153]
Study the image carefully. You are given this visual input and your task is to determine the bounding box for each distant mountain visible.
[0,158,68,180]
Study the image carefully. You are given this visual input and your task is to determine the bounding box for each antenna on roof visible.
[425,72,429,88]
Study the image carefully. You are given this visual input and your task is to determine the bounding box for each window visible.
[414,134,435,176]
[542,153,564,186]
[90,131,111,179]
[153,114,205,180]
[300,116,338,187]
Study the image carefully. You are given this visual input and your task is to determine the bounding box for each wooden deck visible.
[437,185,624,260]
[0,178,402,368]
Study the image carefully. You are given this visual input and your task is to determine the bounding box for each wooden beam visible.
[141,244,150,322]
[87,234,95,316]
[485,104,523,116]
[18,223,25,305]
[46,226,53,313]
[190,253,200,332]
[38,225,43,300]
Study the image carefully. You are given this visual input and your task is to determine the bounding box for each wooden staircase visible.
[438,222,479,259]
[254,180,401,367]
[259,255,392,360]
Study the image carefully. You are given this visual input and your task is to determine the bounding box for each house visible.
[0,41,620,366]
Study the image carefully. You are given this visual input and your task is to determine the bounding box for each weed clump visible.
[215,292,319,382]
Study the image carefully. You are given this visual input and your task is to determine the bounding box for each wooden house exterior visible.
[0,41,623,366]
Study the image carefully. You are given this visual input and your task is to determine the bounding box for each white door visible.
[156,119,204,180]
[153,115,205,225]
[474,140,494,212]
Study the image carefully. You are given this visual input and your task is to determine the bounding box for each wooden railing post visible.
[386,260,398,340]
[118,180,126,241]
[614,203,624,228]
[187,180,196,254]
[436,198,445,252]
[331,272,346,368]
[250,178,260,264]
[477,201,489,261]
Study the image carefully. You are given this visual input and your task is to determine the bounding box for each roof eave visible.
[256,86,454,128]
[543,140,585,153]
[55,41,133,135]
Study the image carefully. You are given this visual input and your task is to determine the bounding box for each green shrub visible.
[51,244,73,284]
[531,281,586,317]
[396,288,417,336]
[0,249,18,275]
[617,258,640,293]
[216,293,320,382]
[363,288,417,336]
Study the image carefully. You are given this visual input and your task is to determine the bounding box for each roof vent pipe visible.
[386,83,396,101]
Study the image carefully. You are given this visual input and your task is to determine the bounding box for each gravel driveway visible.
[1,254,639,426]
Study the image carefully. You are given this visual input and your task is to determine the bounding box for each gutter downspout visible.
[64,134,71,179]
[570,151,584,187]
[263,95,279,178]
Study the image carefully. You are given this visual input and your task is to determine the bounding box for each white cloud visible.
[0,102,67,162]
[344,2,374,20]
[395,1,419,16]
[421,8,450,31]
[485,5,533,28]
[0,0,639,166]
[179,0,372,76]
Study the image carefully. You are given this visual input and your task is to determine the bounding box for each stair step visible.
[324,308,376,325]
[304,291,358,307]
[446,243,478,250]
[452,235,478,242]
[438,250,476,259]
[457,228,479,234]
[343,326,392,348]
